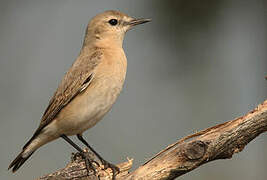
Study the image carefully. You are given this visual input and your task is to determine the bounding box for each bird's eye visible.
[108,19,118,26]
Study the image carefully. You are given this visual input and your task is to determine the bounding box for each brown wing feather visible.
[23,49,103,149]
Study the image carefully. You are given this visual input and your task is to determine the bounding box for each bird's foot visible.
[73,151,100,179]
[100,159,120,180]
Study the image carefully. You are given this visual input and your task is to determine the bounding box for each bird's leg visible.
[77,134,120,179]
[61,135,99,178]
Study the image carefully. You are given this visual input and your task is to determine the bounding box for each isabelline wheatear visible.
[9,10,150,178]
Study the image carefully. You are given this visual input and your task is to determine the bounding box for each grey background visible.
[1,0,267,180]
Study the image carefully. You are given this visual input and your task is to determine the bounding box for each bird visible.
[8,10,150,178]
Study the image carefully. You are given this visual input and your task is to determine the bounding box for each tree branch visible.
[37,100,267,180]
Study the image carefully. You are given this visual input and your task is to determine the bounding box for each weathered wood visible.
[36,151,133,180]
[37,100,267,180]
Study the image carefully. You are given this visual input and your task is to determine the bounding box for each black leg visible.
[77,134,120,179]
[61,134,85,153]
[61,134,98,177]
[77,134,105,161]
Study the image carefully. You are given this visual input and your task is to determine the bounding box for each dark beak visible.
[127,18,151,26]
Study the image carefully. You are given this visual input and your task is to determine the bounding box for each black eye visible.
[108,19,118,26]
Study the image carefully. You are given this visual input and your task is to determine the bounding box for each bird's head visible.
[83,10,151,47]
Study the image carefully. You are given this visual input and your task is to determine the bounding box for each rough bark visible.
[37,100,267,180]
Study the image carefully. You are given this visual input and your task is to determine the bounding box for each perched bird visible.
[9,10,150,178]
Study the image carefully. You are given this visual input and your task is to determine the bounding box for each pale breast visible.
[54,49,127,135]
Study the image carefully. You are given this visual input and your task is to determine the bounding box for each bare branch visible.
[37,100,267,180]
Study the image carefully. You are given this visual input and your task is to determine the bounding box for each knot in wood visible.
[184,140,206,160]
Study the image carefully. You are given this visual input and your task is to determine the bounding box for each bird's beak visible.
[127,18,151,26]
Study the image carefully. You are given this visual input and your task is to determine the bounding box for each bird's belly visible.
[54,78,123,136]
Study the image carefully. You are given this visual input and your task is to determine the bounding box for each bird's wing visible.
[23,50,103,149]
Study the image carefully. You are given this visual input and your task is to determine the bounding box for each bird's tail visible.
[9,128,55,172]
[8,127,42,172]
[8,149,34,173]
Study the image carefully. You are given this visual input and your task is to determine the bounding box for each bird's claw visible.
[100,159,120,179]
[79,152,100,178]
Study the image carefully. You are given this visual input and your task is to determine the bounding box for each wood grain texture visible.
[36,100,267,180]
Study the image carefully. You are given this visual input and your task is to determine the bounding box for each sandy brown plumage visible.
[9,10,150,174]
[9,49,103,172]
[24,49,103,149]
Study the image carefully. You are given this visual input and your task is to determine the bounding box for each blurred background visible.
[0,0,266,179]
